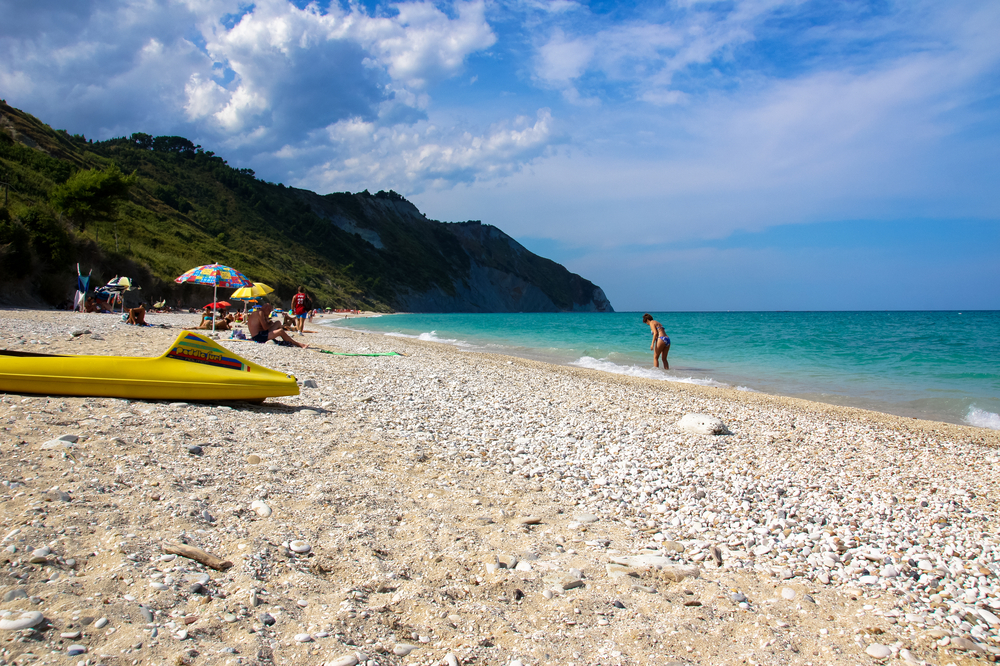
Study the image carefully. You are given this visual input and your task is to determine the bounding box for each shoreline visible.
[322,316,998,433]
[1,309,999,665]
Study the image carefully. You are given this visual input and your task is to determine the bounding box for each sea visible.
[324,311,1000,430]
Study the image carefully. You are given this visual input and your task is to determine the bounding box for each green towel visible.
[319,350,402,357]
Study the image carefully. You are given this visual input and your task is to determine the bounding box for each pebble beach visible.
[1,309,999,666]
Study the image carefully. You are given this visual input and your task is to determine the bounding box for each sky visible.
[2,0,998,311]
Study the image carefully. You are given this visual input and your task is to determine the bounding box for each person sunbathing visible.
[84,296,111,313]
[185,308,230,331]
[248,302,308,348]
[125,304,147,326]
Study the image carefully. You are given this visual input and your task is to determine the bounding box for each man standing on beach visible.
[291,286,311,335]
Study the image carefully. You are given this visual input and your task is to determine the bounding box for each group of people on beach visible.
[102,286,315,350]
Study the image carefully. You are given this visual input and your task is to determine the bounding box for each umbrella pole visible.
[213,283,217,333]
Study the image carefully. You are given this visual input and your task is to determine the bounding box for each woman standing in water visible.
[643,313,670,369]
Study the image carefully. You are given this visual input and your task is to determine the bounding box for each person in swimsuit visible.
[125,303,147,326]
[642,313,670,369]
[247,302,308,348]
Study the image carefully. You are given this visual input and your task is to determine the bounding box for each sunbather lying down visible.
[184,309,231,331]
[248,302,308,348]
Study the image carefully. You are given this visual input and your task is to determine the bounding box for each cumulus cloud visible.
[291,108,554,193]
[0,0,517,188]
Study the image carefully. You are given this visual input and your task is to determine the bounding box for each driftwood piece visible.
[163,542,233,571]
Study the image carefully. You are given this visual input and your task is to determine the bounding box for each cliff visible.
[0,100,612,312]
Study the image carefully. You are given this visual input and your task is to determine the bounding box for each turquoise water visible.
[324,311,1000,429]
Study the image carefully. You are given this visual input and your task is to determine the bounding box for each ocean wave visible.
[966,406,1000,430]
[384,330,470,347]
[736,385,760,392]
[570,356,722,387]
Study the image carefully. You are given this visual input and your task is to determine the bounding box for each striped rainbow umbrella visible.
[175,263,252,331]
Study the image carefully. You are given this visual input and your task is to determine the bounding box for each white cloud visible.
[356,1,497,88]
[531,0,794,104]
[293,108,554,193]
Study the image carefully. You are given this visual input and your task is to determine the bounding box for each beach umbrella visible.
[106,276,132,291]
[175,263,251,331]
[204,301,231,310]
[230,282,274,300]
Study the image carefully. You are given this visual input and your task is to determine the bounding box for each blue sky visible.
[2,0,998,310]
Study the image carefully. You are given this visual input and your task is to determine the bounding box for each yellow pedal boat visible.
[0,331,299,402]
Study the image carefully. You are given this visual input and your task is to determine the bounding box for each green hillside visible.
[0,100,611,312]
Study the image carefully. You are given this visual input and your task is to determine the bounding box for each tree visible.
[49,163,135,250]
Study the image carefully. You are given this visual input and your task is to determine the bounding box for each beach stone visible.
[677,413,729,435]
[444,653,460,666]
[865,643,892,659]
[70,329,91,337]
[94,618,108,628]
[29,546,51,563]
[3,588,28,602]
[574,513,599,523]
[139,606,154,623]
[979,609,1000,626]
[259,613,276,626]
[951,637,986,653]
[294,633,313,642]
[289,540,311,554]
[517,516,542,525]
[662,541,685,554]
[0,611,44,631]
[731,592,747,603]
[61,631,82,639]
[325,656,359,666]
[393,643,417,656]
[780,587,796,600]
[251,500,272,517]
[67,645,87,656]
[46,489,71,502]
[606,563,638,579]
[247,454,261,465]
[543,573,584,590]
[187,445,203,456]
[302,379,318,388]
[609,556,700,581]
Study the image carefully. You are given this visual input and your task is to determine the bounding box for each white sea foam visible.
[384,330,471,347]
[570,356,723,387]
[736,385,760,393]
[966,406,1000,430]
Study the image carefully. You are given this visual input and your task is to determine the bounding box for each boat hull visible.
[0,332,299,401]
